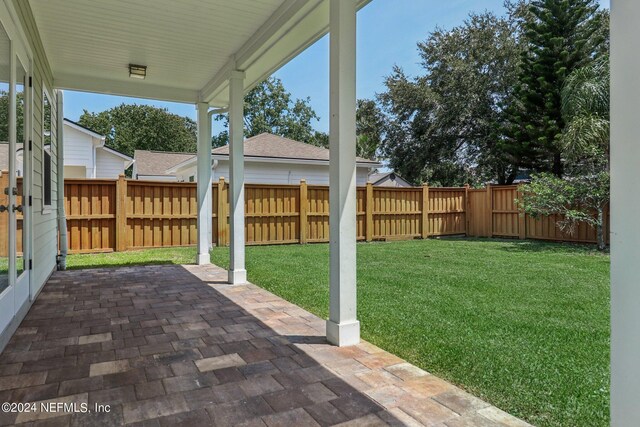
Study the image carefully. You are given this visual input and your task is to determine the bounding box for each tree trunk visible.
[552,151,563,178]
[596,207,606,251]
[505,169,518,185]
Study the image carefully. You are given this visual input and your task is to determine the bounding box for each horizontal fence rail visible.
[0,173,609,256]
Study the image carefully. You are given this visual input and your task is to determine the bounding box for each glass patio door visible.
[0,10,31,333]
[14,48,29,300]
[0,18,10,297]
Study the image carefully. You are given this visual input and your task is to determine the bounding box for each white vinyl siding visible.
[212,161,371,186]
[63,126,94,176]
[136,175,178,182]
[95,149,128,179]
[13,0,58,297]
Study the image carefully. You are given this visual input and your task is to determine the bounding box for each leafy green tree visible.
[504,0,606,177]
[213,77,323,146]
[78,104,197,157]
[379,11,523,186]
[561,55,609,173]
[519,172,608,250]
[356,99,384,160]
[0,91,25,144]
[519,56,610,251]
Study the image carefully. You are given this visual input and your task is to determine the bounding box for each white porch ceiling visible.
[28,0,371,106]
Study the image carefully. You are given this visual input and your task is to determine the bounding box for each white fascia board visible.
[168,153,380,172]
[200,0,373,105]
[199,0,316,104]
[55,73,199,104]
[99,146,134,163]
[64,119,105,140]
[92,136,106,148]
[165,155,198,174]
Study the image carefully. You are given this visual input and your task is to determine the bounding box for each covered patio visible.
[0,264,530,426]
[32,0,366,348]
[0,0,638,425]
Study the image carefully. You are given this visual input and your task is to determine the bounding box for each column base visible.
[326,320,360,347]
[228,269,247,285]
[196,253,210,265]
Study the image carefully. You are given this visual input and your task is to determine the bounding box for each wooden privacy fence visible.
[0,174,609,255]
[0,172,23,258]
[467,185,609,244]
[60,177,472,253]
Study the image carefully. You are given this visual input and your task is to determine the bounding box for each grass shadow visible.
[490,238,608,255]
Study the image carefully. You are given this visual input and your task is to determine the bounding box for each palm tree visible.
[561,55,610,171]
[556,55,610,250]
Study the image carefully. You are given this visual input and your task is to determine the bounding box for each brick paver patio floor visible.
[0,264,531,426]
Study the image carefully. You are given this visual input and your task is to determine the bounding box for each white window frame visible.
[41,86,53,214]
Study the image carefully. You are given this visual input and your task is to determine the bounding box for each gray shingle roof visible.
[212,133,379,164]
[133,150,195,176]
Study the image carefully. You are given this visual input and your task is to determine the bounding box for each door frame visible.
[13,49,31,305]
[0,1,33,335]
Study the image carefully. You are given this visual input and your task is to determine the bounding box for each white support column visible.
[196,102,212,265]
[207,114,213,251]
[228,70,247,284]
[326,0,359,347]
[611,1,640,425]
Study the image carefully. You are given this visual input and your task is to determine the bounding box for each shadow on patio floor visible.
[0,264,530,426]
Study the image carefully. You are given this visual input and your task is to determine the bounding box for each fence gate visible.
[467,188,491,237]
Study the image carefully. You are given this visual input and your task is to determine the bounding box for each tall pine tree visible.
[505,0,605,177]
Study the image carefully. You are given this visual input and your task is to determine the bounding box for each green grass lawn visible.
[66,239,610,427]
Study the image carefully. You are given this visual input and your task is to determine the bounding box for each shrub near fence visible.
[0,173,608,255]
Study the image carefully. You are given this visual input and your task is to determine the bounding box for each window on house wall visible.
[42,90,52,209]
[189,176,195,182]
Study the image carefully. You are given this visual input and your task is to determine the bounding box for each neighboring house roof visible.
[212,133,379,164]
[0,142,24,172]
[134,150,196,177]
[369,171,412,187]
[168,133,381,174]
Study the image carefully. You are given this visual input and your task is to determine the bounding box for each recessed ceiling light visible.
[129,64,147,79]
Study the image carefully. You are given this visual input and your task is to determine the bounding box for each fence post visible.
[115,174,127,251]
[299,179,308,244]
[421,184,429,239]
[464,184,470,236]
[365,182,374,241]
[485,184,493,238]
[516,186,526,239]
[217,177,226,246]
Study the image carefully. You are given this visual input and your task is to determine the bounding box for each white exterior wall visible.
[95,149,128,179]
[137,175,178,182]
[177,161,372,185]
[63,165,86,178]
[63,126,95,177]
[12,0,59,299]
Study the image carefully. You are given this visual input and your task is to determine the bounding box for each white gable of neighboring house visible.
[167,133,382,186]
[368,171,412,187]
[62,119,134,179]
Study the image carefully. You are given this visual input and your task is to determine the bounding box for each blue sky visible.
[64,0,610,135]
